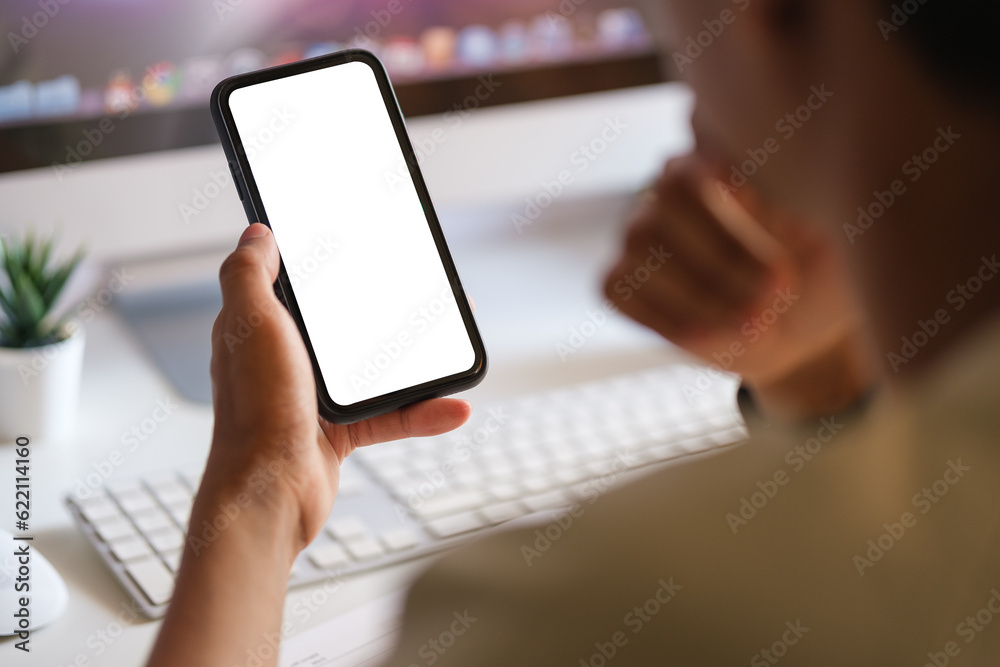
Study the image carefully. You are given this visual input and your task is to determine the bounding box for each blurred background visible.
[0,0,694,406]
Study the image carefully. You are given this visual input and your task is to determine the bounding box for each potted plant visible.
[0,232,86,442]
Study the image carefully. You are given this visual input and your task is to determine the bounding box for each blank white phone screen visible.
[228,60,475,407]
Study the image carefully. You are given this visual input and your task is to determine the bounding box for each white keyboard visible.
[65,364,745,618]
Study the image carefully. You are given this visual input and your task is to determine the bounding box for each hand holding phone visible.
[211,50,487,424]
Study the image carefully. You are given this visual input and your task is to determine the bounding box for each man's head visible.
[637,0,1000,376]
[640,0,999,220]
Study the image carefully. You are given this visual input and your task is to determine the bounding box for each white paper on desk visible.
[280,590,407,667]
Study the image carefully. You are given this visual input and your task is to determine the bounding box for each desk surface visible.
[0,93,697,667]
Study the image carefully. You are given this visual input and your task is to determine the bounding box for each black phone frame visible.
[211,49,487,424]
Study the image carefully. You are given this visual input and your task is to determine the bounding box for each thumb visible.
[764,211,842,277]
[694,167,788,271]
[218,223,281,311]
[693,160,800,295]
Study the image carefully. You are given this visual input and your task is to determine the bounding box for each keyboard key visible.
[326,517,368,540]
[381,529,420,552]
[412,457,440,472]
[344,537,385,561]
[585,460,618,477]
[413,490,487,521]
[480,502,527,525]
[679,436,717,453]
[114,489,157,514]
[425,511,487,539]
[148,527,185,553]
[337,475,366,497]
[716,427,748,444]
[144,472,183,487]
[523,477,554,494]
[578,436,614,456]
[629,449,661,466]
[390,483,421,503]
[546,442,580,463]
[94,516,138,542]
[109,536,152,562]
[126,557,174,606]
[106,479,144,495]
[515,451,549,470]
[407,473,459,496]
[166,501,192,530]
[676,419,706,436]
[133,509,173,534]
[374,465,410,486]
[455,470,486,487]
[615,452,641,471]
[489,483,522,501]
[555,467,591,486]
[308,543,350,569]
[650,443,687,461]
[149,481,191,506]
[480,459,516,479]
[180,469,203,491]
[523,490,572,513]
[78,497,123,523]
[569,482,598,501]
[161,549,183,573]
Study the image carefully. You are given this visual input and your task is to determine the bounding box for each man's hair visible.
[879,1,1000,105]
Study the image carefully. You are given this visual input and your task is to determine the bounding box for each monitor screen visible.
[0,0,663,173]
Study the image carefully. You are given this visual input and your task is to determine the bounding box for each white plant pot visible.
[0,328,86,443]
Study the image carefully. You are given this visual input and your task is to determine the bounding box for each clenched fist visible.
[605,154,877,420]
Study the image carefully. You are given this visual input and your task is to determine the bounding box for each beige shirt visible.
[382,317,1000,666]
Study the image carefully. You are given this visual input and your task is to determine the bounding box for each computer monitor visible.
[0,0,661,172]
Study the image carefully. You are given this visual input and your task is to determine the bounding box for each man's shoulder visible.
[388,437,823,664]
[385,383,1000,666]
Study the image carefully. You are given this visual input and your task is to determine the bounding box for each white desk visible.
[0,86,697,666]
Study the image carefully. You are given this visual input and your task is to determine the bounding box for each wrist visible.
[190,443,307,563]
[744,330,879,423]
[188,481,302,567]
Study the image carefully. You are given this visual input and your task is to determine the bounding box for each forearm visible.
[146,479,299,667]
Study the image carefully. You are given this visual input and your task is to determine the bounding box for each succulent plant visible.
[0,232,84,348]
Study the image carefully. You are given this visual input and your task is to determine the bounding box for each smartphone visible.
[211,50,487,424]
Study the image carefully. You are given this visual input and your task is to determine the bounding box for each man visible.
[149,0,1000,664]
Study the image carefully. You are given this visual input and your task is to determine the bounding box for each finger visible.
[693,156,797,268]
[605,242,734,331]
[624,215,758,311]
[339,398,473,450]
[606,244,725,340]
[628,210,766,313]
[610,283,692,343]
[218,224,281,312]
[699,157,796,248]
[651,171,771,304]
[697,178,788,267]
[637,262,739,329]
